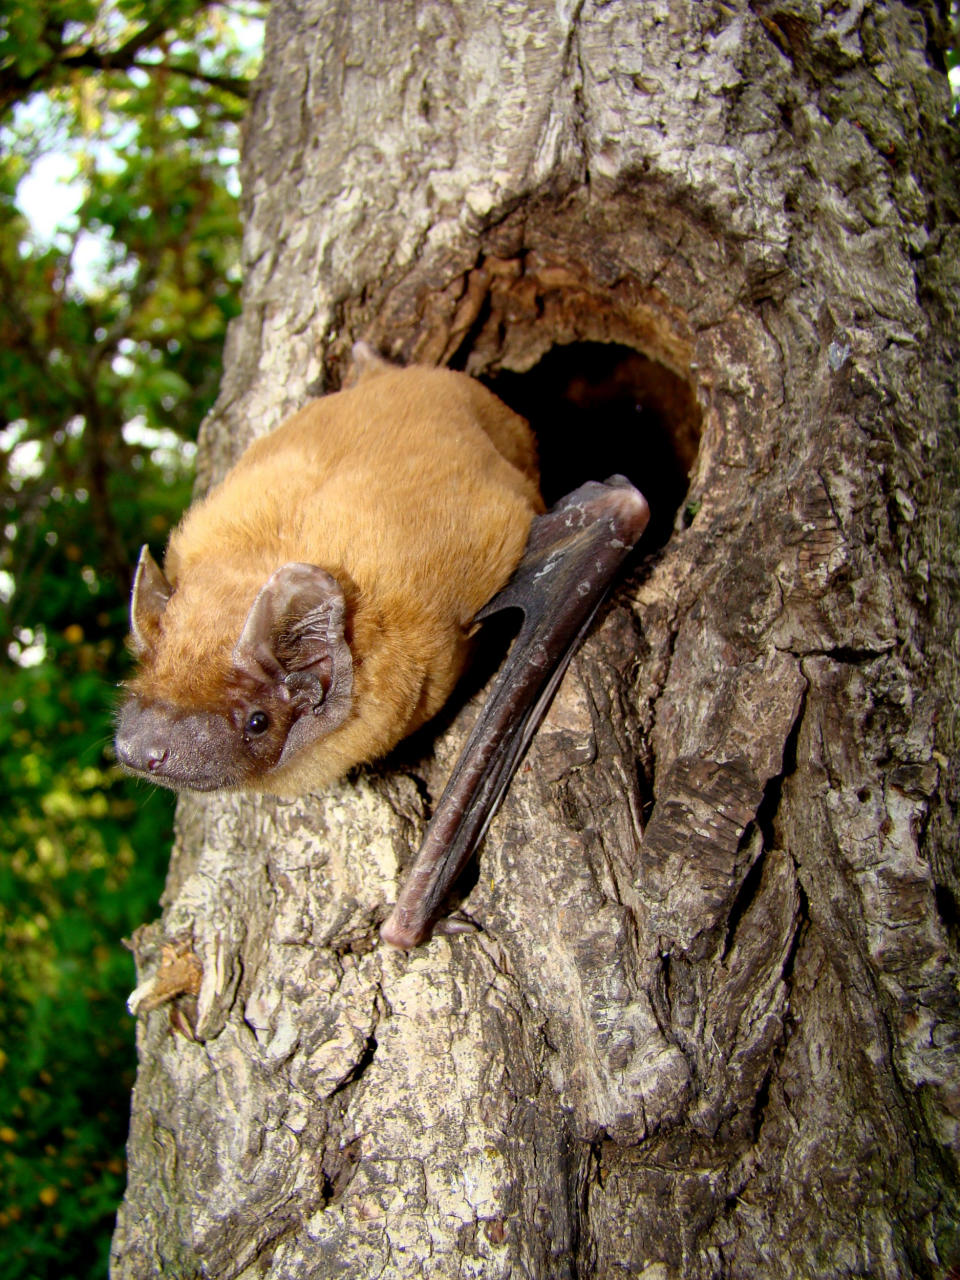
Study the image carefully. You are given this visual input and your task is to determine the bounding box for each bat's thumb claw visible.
[433,914,478,938]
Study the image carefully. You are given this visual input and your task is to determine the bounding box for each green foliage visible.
[0,2,263,1274]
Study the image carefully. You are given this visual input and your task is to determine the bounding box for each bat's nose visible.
[145,746,169,772]
[114,699,175,777]
[113,729,163,775]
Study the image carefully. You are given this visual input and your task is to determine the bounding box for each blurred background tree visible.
[0,3,263,1275]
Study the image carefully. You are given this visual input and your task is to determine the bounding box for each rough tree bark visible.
[111,2,959,1277]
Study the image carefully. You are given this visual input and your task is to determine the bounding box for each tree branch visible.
[130,60,252,98]
[0,3,251,118]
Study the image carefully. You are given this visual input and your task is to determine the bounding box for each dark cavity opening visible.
[485,342,701,551]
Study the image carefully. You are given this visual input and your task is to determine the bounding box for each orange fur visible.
[128,366,542,795]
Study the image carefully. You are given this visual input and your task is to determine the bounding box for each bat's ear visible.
[232,563,354,734]
[130,545,173,656]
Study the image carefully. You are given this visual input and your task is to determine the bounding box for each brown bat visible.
[116,350,649,947]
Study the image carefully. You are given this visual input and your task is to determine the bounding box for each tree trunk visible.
[111,2,960,1277]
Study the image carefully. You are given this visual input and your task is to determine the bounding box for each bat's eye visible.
[246,710,270,736]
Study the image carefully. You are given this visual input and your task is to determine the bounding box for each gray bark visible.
[111,2,960,1277]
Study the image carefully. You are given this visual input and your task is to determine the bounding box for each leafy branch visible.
[0,1,255,119]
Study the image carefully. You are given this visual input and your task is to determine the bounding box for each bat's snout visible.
[115,697,238,792]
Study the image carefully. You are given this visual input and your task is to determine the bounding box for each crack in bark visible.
[326,1031,379,1100]
[721,845,769,964]
[784,643,898,663]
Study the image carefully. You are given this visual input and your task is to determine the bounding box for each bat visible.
[116,349,650,947]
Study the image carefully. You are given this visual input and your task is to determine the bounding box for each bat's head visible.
[115,548,353,792]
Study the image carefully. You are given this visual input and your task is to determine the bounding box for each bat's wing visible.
[381,476,650,948]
